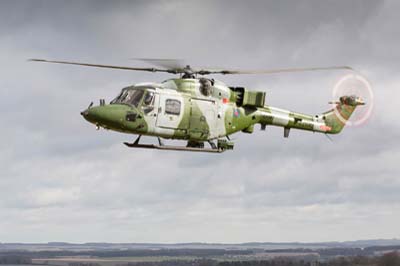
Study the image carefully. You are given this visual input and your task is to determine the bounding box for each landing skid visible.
[123,135,225,153]
[124,142,224,153]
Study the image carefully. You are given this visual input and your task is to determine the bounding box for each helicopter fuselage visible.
[81,77,364,149]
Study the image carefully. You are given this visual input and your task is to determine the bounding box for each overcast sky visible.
[1,0,399,243]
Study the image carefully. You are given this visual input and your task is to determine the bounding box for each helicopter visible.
[30,58,365,153]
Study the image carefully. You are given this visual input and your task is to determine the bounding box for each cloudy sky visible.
[1,0,399,243]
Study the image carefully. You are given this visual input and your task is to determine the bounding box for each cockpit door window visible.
[143,91,154,105]
[142,91,155,114]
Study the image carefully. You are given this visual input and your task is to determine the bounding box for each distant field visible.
[0,265,39,266]
[31,252,319,266]
[33,256,200,266]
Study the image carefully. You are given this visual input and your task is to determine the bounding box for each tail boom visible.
[256,95,364,136]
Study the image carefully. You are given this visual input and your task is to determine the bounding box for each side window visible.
[165,99,181,115]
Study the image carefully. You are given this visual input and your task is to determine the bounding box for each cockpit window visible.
[111,88,144,107]
[128,90,144,106]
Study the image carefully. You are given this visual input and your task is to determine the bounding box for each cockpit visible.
[111,86,155,111]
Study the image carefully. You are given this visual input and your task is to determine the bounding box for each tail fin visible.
[324,95,365,134]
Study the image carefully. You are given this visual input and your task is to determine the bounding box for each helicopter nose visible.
[80,109,89,117]
[80,104,140,132]
[81,102,93,118]
[81,106,99,123]
[80,105,129,128]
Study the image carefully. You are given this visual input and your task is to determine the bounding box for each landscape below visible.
[1,240,400,266]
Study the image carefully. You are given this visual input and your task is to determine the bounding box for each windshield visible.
[111,88,144,107]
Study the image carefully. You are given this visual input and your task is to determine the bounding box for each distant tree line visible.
[265,246,400,258]
[0,254,32,264]
[1,249,399,266]
[68,263,101,266]
[117,259,217,266]
[0,249,252,258]
[365,245,400,253]
[218,252,400,266]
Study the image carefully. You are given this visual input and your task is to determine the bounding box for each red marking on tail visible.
[320,125,332,131]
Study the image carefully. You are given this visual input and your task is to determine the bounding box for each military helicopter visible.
[30,58,365,153]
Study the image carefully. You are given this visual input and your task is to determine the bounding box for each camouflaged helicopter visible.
[30,58,365,153]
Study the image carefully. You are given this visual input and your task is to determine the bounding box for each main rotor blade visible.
[132,58,186,70]
[28,59,178,74]
[197,66,353,75]
[29,59,353,77]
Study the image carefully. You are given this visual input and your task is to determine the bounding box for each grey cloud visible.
[0,0,399,243]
